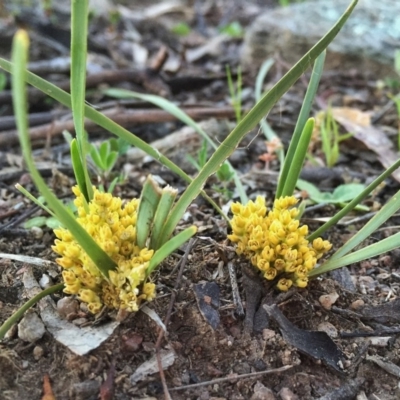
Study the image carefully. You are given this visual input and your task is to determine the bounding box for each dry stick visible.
[155,238,197,400]
[227,261,245,317]
[0,106,241,146]
[170,365,294,391]
[0,68,168,105]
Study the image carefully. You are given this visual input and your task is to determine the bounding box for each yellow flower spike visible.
[277,278,293,291]
[52,185,159,313]
[228,195,332,291]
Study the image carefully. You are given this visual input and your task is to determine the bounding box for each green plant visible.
[0,0,361,338]
[278,0,305,6]
[226,65,243,124]
[309,107,353,167]
[187,140,235,200]
[296,179,369,211]
[171,22,191,36]
[219,21,244,38]
[226,1,400,291]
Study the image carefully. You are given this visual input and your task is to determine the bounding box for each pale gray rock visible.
[251,381,277,400]
[242,0,400,76]
[18,312,46,343]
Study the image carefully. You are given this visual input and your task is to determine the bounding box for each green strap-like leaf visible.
[158,0,358,246]
[70,0,93,201]
[136,176,162,249]
[146,226,197,277]
[0,283,65,340]
[0,58,228,224]
[11,30,116,278]
[276,51,326,198]
[281,118,315,198]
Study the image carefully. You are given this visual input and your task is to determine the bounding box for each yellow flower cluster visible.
[228,196,332,291]
[52,186,156,314]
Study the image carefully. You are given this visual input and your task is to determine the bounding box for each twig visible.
[227,261,244,317]
[169,365,293,391]
[155,238,197,400]
[0,106,241,146]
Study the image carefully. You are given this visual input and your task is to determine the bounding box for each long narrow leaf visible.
[146,226,197,277]
[307,157,400,241]
[158,1,358,245]
[70,138,89,205]
[276,51,326,198]
[281,118,315,197]
[309,231,400,277]
[136,176,162,248]
[0,58,228,223]
[11,30,116,278]
[325,190,400,262]
[104,88,248,204]
[0,283,64,340]
[70,0,92,201]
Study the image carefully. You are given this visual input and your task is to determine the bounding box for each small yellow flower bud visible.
[264,268,277,280]
[277,278,293,291]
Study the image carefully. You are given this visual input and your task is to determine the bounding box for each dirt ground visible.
[1,1,400,399]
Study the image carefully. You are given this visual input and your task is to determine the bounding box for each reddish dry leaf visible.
[41,374,55,400]
[100,363,115,400]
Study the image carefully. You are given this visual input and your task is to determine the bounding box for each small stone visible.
[121,333,143,353]
[4,323,18,340]
[72,317,88,326]
[31,226,43,239]
[279,387,299,400]
[39,274,53,289]
[18,312,46,343]
[57,297,79,319]
[317,322,338,338]
[33,345,44,360]
[319,292,339,310]
[142,342,156,352]
[251,381,276,400]
[376,273,390,281]
[350,299,365,310]
[69,380,101,400]
[262,329,276,340]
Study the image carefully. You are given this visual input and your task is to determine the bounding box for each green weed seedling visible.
[310,107,353,168]
[219,21,244,38]
[296,179,369,211]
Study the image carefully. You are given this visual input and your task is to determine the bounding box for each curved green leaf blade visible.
[11,30,116,278]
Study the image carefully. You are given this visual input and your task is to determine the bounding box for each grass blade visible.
[158,1,358,245]
[104,88,248,204]
[0,58,228,223]
[70,0,92,201]
[281,117,315,197]
[11,30,116,278]
[309,231,400,277]
[307,157,400,241]
[276,51,326,198]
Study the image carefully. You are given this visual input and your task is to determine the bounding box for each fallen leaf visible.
[331,107,400,182]
[264,304,344,372]
[41,374,55,400]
